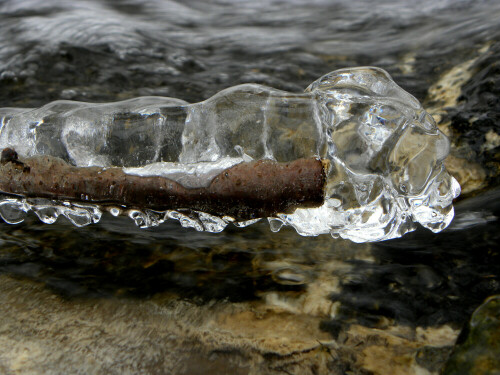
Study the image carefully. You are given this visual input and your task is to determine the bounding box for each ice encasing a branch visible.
[0,67,460,242]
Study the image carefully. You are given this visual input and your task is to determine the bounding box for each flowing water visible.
[0,1,499,374]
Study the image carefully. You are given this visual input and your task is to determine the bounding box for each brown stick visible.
[0,148,327,220]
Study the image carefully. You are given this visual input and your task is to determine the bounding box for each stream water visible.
[0,1,499,374]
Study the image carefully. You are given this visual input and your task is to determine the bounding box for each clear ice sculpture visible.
[0,67,460,242]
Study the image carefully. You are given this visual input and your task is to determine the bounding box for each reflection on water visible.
[0,214,367,300]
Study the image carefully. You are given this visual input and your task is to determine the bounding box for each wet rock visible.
[442,295,500,375]
[425,42,500,196]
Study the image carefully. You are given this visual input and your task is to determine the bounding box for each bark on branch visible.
[0,148,327,220]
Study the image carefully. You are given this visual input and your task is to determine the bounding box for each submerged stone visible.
[442,295,500,375]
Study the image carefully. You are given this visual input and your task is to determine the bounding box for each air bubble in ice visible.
[129,210,151,228]
[63,207,92,227]
[233,218,261,228]
[33,206,60,224]
[0,200,28,224]
[268,218,284,233]
[198,212,227,233]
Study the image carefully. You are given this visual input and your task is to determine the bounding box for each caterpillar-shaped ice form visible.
[0,67,460,242]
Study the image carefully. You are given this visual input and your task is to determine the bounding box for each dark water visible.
[2,0,500,107]
[1,1,500,371]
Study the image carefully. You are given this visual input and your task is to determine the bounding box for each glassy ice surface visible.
[0,67,460,242]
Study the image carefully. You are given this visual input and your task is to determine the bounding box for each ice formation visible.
[0,67,460,242]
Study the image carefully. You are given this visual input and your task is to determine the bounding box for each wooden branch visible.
[0,148,327,220]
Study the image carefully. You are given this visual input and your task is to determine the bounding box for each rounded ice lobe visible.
[0,67,460,242]
[286,67,461,241]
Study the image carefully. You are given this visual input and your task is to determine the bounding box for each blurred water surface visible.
[1,0,500,105]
